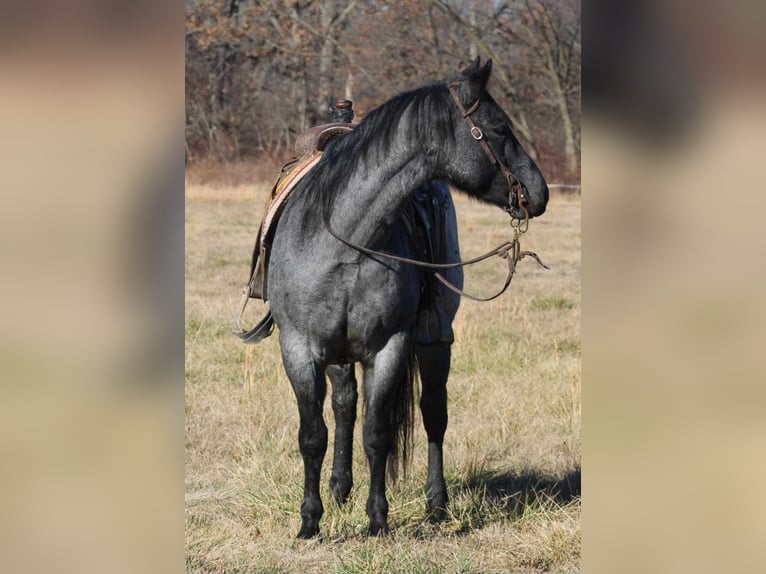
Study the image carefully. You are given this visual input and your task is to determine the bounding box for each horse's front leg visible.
[280,332,328,539]
[416,343,451,520]
[362,332,413,536]
[327,364,358,505]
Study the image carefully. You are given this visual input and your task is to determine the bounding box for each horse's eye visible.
[488,124,508,138]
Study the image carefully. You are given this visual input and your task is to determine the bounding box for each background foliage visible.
[185,0,580,182]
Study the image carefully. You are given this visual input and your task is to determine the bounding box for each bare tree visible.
[185,0,581,182]
[316,1,357,120]
[497,0,581,176]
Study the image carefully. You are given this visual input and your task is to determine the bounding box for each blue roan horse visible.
[266,58,548,537]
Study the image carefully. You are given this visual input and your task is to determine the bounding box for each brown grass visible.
[185,168,581,573]
[186,156,293,189]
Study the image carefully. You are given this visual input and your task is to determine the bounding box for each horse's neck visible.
[325,139,434,248]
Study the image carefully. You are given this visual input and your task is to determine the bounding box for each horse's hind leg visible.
[326,364,358,505]
[279,332,328,539]
[416,343,451,520]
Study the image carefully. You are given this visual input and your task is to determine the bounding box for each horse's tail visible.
[386,348,417,483]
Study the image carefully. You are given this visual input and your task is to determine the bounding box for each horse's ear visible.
[460,56,482,76]
[457,57,492,103]
[478,58,493,83]
[463,57,492,85]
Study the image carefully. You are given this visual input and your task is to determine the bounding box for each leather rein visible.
[325,80,548,302]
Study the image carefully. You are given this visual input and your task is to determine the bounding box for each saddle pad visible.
[261,151,322,242]
[246,151,323,301]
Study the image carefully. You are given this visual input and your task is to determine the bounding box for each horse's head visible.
[444,58,548,220]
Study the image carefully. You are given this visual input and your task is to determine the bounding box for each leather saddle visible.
[294,122,355,157]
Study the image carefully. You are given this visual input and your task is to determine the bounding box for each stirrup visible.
[231,290,275,344]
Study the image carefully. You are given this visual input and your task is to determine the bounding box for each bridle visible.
[324,80,547,302]
[447,80,529,230]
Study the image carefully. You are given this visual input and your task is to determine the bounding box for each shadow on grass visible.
[434,466,581,535]
[458,466,580,502]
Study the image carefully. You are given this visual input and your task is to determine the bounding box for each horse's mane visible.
[293,80,457,234]
[330,82,455,161]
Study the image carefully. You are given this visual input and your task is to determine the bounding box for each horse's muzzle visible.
[515,182,548,219]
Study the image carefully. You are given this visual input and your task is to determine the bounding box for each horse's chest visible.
[269,239,420,360]
[291,260,418,343]
[344,261,418,323]
[344,265,419,347]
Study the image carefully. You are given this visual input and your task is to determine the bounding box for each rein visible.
[324,81,548,302]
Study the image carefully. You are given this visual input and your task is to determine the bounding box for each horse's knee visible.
[362,417,392,455]
[328,365,357,415]
[299,423,328,457]
[331,385,357,417]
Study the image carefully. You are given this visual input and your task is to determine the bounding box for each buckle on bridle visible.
[470,126,483,140]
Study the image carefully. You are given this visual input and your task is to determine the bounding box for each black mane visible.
[329,82,455,161]
[294,81,456,233]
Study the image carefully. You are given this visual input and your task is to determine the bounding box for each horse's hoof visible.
[367,521,391,537]
[330,476,352,506]
[426,505,448,523]
[331,488,351,506]
[296,523,320,539]
[426,492,449,522]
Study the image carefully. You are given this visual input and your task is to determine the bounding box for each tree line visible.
[185,0,580,182]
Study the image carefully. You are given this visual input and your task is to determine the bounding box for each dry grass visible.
[185,168,581,573]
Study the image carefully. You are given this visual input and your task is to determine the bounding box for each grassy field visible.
[185,166,581,573]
